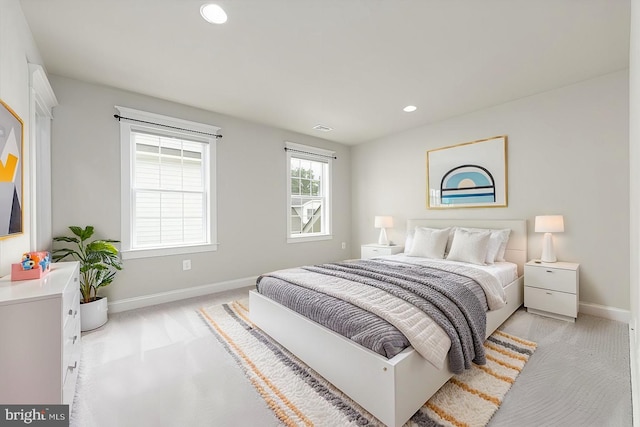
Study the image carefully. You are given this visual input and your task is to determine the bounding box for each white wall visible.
[49,75,352,303]
[0,1,45,276]
[352,71,629,311]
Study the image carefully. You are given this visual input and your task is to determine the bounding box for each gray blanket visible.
[257,259,488,373]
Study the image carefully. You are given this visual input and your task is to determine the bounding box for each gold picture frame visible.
[0,99,24,239]
[426,135,508,209]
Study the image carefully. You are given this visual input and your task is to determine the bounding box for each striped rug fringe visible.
[199,301,537,427]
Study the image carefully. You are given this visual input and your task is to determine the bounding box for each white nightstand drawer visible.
[361,245,404,259]
[525,286,577,318]
[525,265,577,294]
[361,247,384,259]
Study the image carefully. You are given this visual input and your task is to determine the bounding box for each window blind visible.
[132,131,208,248]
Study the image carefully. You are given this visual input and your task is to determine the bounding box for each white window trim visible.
[117,106,219,259]
[285,141,334,243]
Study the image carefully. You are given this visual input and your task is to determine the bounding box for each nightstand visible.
[361,244,404,259]
[524,260,579,322]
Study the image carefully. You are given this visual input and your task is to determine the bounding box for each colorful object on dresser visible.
[11,251,51,281]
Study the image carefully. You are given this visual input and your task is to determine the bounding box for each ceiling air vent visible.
[312,124,333,132]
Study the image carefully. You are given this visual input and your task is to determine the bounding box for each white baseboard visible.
[579,301,630,323]
[107,276,258,313]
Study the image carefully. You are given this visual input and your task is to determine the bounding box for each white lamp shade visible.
[374,216,394,229]
[535,215,564,233]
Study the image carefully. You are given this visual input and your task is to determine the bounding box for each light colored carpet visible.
[488,308,632,427]
[200,300,537,427]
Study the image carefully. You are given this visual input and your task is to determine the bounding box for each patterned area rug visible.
[199,300,537,427]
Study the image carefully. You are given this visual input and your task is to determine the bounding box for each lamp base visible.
[378,228,389,246]
[540,232,557,263]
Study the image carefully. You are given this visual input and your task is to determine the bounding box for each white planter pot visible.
[80,297,108,331]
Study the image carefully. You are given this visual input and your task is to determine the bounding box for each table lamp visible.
[535,215,564,262]
[374,216,393,246]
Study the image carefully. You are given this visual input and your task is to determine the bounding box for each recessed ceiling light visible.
[200,4,227,24]
[403,105,417,113]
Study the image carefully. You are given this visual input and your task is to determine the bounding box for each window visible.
[117,106,219,259]
[286,142,334,242]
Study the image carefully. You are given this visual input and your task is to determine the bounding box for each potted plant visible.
[52,225,123,331]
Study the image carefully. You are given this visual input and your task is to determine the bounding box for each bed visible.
[249,219,526,426]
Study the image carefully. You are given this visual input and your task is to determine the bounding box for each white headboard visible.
[406,219,527,277]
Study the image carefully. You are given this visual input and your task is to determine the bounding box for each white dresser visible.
[0,262,81,408]
[361,244,404,259]
[524,260,579,322]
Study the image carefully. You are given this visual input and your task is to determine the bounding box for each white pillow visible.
[492,229,511,262]
[406,227,451,259]
[446,229,491,265]
[405,227,449,254]
[444,226,458,255]
[404,233,414,253]
[456,227,511,264]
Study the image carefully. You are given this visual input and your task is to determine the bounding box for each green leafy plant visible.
[52,226,123,304]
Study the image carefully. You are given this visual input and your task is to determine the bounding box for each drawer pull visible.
[72,335,78,344]
[545,270,554,273]
[73,310,78,318]
[68,361,77,372]
[546,292,553,295]
[68,309,73,316]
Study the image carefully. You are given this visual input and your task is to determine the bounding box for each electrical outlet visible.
[341,242,346,249]
[182,259,191,271]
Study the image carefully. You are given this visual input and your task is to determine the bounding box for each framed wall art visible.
[0,99,24,238]
[427,135,507,209]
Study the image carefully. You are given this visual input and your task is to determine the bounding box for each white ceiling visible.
[19,0,630,145]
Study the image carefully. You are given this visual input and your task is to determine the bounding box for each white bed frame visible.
[249,219,526,427]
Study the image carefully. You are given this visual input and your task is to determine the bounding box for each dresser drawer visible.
[525,265,577,294]
[525,286,577,318]
[62,274,80,327]
[63,312,80,384]
[63,326,81,406]
[63,291,80,331]
[62,300,81,405]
